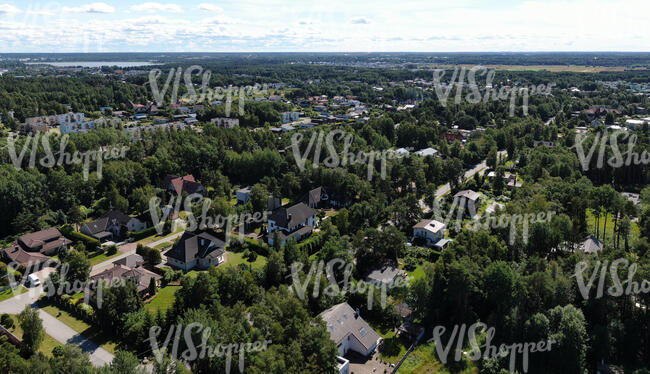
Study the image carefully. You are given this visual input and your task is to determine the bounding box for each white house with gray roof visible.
[267,202,317,246]
[319,302,381,358]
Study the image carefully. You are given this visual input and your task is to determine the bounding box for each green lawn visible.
[377,329,408,364]
[0,285,28,302]
[406,264,427,282]
[398,341,478,374]
[87,250,122,266]
[8,315,61,357]
[145,285,179,313]
[39,302,120,354]
[224,251,267,271]
[586,209,640,245]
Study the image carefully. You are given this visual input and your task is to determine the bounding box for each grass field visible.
[144,285,179,313]
[39,303,120,354]
[8,314,61,357]
[397,341,478,374]
[0,285,27,302]
[377,328,408,364]
[224,251,267,271]
[586,209,640,245]
[87,251,122,266]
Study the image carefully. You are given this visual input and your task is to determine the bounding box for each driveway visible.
[90,242,137,276]
[0,280,114,367]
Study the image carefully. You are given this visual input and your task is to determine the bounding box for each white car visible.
[27,274,41,287]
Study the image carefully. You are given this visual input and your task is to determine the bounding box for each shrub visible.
[0,314,14,329]
[106,245,118,256]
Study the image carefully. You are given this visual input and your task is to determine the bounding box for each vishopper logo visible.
[432,66,555,116]
[148,193,270,244]
[427,322,555,373]
[575,130,650,171]
[290,129,411,181]
[574,258,650,300]
[431,196,555,245]
[289,258,411,310]
[148,65,269,116]
[6,260,124,309]
[146,323,271,374]
[5,132,129,181]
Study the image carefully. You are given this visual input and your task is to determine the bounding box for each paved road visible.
[146,230,184,249]
[0,275,114,367]
[90,242,138,276]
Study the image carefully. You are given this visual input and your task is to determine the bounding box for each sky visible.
[0,0,648,53]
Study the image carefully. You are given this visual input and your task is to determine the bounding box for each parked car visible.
[27,274,40,287]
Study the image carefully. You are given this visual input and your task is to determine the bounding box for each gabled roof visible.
[3,245,50,267]
[304,186,327,207]
[113,254,143,268]
[18,227,63,249]
[413,219,446,233]
[164,174,204,196]
[582,236,604,254]
[81,211,132,235]
[165,231,225,263]
[454,190,480,201]
[319,302,380,352]
[268,203,316,229]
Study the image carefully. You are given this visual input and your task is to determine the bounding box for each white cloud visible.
[0,4,21,14]
[198,3,223,12]
[350,17,371,24]
[130,2,183,13]
[63,2,115,14]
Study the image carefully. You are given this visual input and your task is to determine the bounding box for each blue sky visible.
[0,0,647,52]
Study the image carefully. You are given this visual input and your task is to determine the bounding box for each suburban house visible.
[163,174,207,197]
[302,186,329,209]
[412,219,446,247]
[90,256,162,296]
[210,117,239,128]
[622,192,641,205]
[454,190,481,216]
[2,227,69,269]
[81,211,148,242]
[414,147,439,157]
[165,232,226,271]
[581,236,604,254]
[485,202,506,215]
[267,202,317,246]
[236,186,252,204]
[364,265,407,288]
[319,302,381,358]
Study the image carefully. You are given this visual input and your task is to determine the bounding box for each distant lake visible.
[25,61,156,68]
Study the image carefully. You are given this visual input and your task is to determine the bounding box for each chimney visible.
[355,308,360,319]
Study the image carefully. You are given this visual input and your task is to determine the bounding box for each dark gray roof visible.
[365,266,406,285]
[319,302,380,351]
[82,211,131,235]
[268,202,316,228]
[166,231,225,263]
[304,187,327,207]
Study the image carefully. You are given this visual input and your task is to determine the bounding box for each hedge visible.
[244,238,270,256]
[131,226,160,241]
[63,230,100,251]
[297,233,324,255]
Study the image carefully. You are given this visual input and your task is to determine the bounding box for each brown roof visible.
[3,245,49,267]
[164,175,204,195]
[18,227,63,250]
